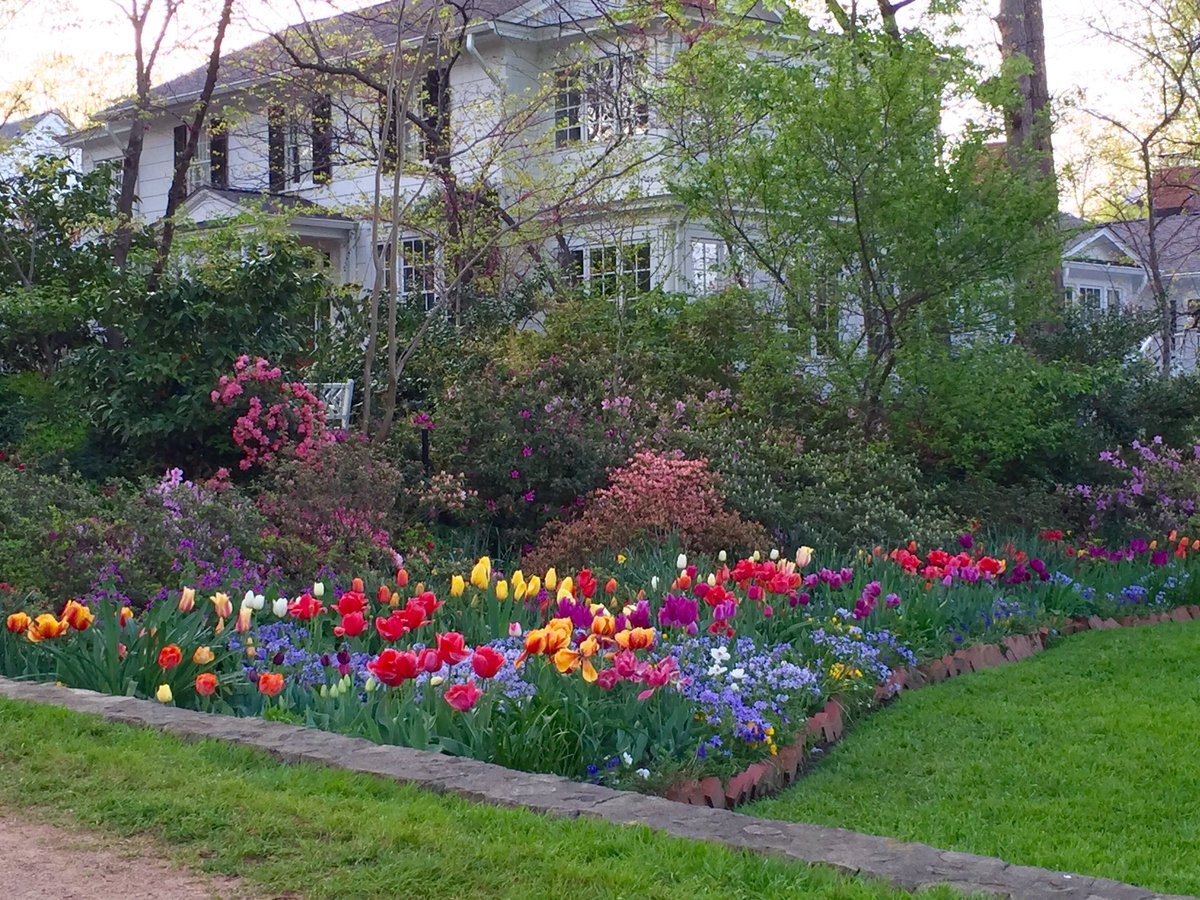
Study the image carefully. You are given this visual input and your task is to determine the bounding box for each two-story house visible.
[65,0,771,306]
[0,110,74,179]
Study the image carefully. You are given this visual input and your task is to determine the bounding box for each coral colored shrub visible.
[211,356,331,471]
[524,451,769,570]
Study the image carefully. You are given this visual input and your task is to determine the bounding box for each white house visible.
[1062,215,1200,373]
[65,0,771,304]
[0,111,74,179]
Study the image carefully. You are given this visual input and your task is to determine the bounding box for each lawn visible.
[751,621,1200,896]
[0,699,957,900]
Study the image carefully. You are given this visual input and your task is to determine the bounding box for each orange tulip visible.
[258,672,285,697]
[26,614,68,643]
[615,627,656,651]
[61,600,94,632]
[157,644,183,670]
[5,612,30,635]
[591,615,616,638]
[192,646,215,665]
[119,606,135,626]
[194,672,218,697]
[604,578,618,596]
[396,568,410,589]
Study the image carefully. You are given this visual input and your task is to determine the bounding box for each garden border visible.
[0,643,1191,900]
[670,605,1200,811]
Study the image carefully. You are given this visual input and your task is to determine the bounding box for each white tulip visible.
[312,581,325,598]
[769,548,780,561]
[650,576,659,591]
[272,597,288,618]
[676,553,688,570]
[707,573,717,587]
[718,550,727,563]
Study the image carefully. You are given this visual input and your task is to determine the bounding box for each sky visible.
[0,0,1154,211]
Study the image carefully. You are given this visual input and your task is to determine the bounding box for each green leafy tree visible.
[663,8,1059,431]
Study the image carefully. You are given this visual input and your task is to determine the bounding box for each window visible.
[378,238,437,311]
[173,122,227,193]
[269,98,333,191]
[381,72,448,169]
[555,53,649,146]
[567,241,652,296]
[1073,285,1121,320]
[99,158,124,204]
[690,239,723,295]
[186,130,211,194]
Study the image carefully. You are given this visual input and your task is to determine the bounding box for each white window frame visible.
[555,53,649,147]
[378,237,438,311]
[690,238,725,296]
[1070,283,1120,319]
[284,120,313,188]
[186,131,210,194]
[567,240,652,297]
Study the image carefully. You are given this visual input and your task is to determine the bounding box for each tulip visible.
[245,639,256,659]
[157,644,183,670]
[470,557,492,591]
[450,575,466,597]
[334,611,367,638]
[377,585,391,604]
[396,568,410,588]
[194,673,218,697]
[258,672,285,697]
[155,684,173,704]
[650,576,659,591]
[527,575,541,597]
[364,677,377,693]
[444,682,481,712]
[211,592,232,618]
[235,607,253,633]
[471,646,506,679]
[26,614,68,642]
[545,568,558,591]
[436,631,471,666]
[61,601,94,632]
[5,612,30,635]
[192,646,215,665]
[178,587,196,613]
[769,548,780,560]
[556,576,574,601]
[796,546,814,568]
[676,554,687,570]
[368,649,420,686]
[312,581,325,598]
[604,577,617,596]
[119,606,135,626]
[495,580,509,601]
[718,550,727,563]
[272,597,289,618]
[707,573,717,587]
[508,621,522,637]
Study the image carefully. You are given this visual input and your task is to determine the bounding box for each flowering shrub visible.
[211,356,332,471]
[1070,437,1200,541]
[524,451,770,571]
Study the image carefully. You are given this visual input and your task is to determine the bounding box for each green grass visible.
[0,700,958,900]
[751,621,1200,896]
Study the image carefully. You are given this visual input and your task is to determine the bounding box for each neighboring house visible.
[1062,213,1200,374]
[63,0,766,301]
[0,111,74,179]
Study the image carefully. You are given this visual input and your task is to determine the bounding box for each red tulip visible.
[334,611,367,638]
[335,589,367,617]
[436,631,470,667]
[417,647,443,673]
[375,613,408,642]
[470,646,505,679]
[396,568,410,588]
[157,644,183,670]
[444,682,481,712]
[368,649,419,686]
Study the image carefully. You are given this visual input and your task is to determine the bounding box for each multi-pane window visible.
[186,131,210,194]
[565,241,652,296]
[378,238,437,311]
[99,158,125,205]
[1074,285,1122,320]
[555,53,649,147]
[690,239,723,295]
[284,122,313,187]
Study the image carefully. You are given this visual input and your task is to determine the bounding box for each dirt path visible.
[0,811,245,899]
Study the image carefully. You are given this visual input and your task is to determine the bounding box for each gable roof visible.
[1067,216,1200,277]
[0,111,70,141]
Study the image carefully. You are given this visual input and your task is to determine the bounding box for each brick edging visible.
[0,678,1187,899]
[667,605,1200,812]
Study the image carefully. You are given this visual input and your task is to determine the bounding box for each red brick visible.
[823,699,844,742]
[1086,615,1105,631]
[700,776,725,809]
[776,744,802,784]
[1187,605,1200,619]
[806,712,827,739]
[1118,616,1137,627]
[952,649,976,676]
[925,660,949,683]
[905,666,928,690]
[1171,607,1191,623]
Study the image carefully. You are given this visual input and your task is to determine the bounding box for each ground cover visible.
[0,698,960,900]
[751,622,1200,896]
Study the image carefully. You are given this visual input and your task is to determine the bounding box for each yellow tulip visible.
[211,592,232,618]
[511,569,524,586]
[178,586,196,613]
[470,557,492,591]
[450,575,466,597]
[155,684,174,704]
[527,575,541,597]
[514,581,528,601]
[556,576,574,600]
[545,568,558,591]
[495,580,509,601]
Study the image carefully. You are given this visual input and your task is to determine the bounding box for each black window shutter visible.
[210,119,228,188]
[267,106,285,192]
[312,95,333,184]
[173,123,188,166]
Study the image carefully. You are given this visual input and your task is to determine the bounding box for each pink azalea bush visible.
[524,450,770,570]
[211,356,331,471]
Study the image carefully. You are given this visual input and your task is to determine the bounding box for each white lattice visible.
[309,380,354,429]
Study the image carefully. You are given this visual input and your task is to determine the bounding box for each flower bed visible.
[4,530,1199,793]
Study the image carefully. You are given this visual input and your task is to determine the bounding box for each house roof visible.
[0,111,70,140]
[90,0,771,121]
[181,185,354,220]
[1150,166,1200,216]
[94,0,536,119]
[1067,215,1200,276]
